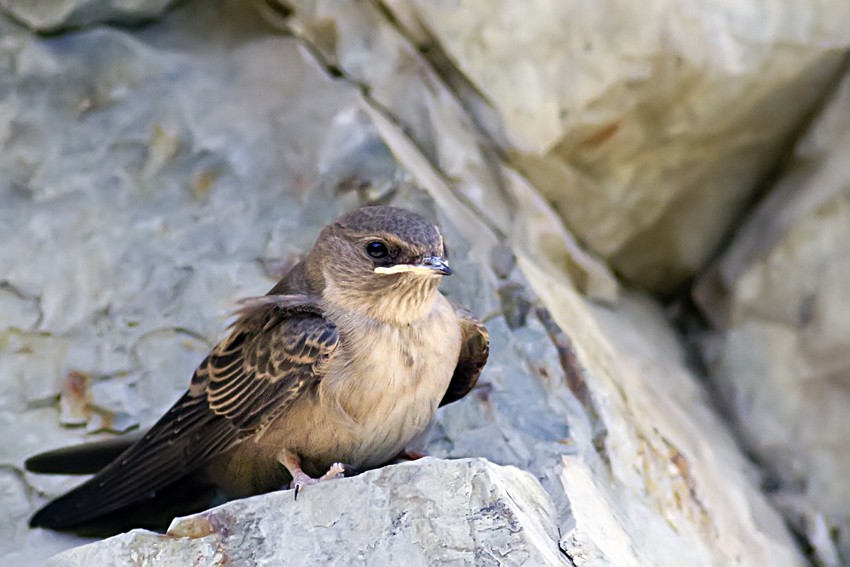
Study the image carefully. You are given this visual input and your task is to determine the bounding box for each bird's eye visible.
[366,241,389,259]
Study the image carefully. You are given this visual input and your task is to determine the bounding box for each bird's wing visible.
[440,305,489,407]
[30,294,338,530]
[197,294,338,433]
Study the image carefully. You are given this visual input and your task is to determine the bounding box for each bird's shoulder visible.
[191,293,339,434]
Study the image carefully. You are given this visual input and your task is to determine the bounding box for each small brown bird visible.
[27,206,488,531]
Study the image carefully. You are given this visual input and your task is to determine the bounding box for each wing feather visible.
[202,299,338,432]
[440,305,489,407]
[30,294,337,530]
[29,393,238,529]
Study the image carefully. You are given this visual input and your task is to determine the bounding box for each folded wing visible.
[440,305,489,407]
[30,294,338,530]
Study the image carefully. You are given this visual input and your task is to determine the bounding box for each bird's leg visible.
[278,450,348,499]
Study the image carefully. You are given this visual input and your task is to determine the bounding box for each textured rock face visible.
[276,0,619,304]
[0,0,176,32]
[0,2,376,563]
[390,0,850,293]
[696,68,850,567]
[0,0,821,566]
[47,458,572,567]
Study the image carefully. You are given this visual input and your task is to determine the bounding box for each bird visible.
[26,205,489,533]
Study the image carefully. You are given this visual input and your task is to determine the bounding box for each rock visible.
[523,268,803,567]
[0,283,40,331]
[46,458,571,567]
[0,0,370,560]
[382,0,850,294]
[0,0,808,565]
[695,67,850,566]
[279,6,804,562]
[272,0,620,304]
[0,0,176,32]
[266,6,805,563]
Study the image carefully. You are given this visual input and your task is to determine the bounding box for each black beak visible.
[421,256,452,276]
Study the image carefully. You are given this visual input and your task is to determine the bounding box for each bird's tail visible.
[28,392,239,532]
[26,432,146,475]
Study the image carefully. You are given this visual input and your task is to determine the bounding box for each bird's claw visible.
[290,462,348,500]
[319,462,347,481]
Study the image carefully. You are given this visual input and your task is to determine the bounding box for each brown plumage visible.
[27,206,489,532]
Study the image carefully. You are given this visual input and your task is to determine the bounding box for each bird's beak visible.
[374,256,452,276]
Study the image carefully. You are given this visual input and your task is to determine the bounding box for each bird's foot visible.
[291,462,348,500]
[319,462,348,481]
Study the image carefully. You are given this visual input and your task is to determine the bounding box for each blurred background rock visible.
[1,0,848,565]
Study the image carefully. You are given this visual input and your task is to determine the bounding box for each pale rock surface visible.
[47,458,572,567]
[0,1,808,566]
[696,67,850,567]
[524,267,802,567]
[270,0,619,303]
[387,0,850,293]
[0,1,385,562]
[273,5,804,563]
[0,0,176,32]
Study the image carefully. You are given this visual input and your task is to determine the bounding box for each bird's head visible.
[312,206,451,325]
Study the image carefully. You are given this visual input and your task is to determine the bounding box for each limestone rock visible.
[0,1,372,561]
[0,0,176,32]
[275,5,803,562]
[269,0,619,304]
[524,269,803,567]
[386,0,850,293]
[47,458,571,567]
[0,1,808,565]
[695,67,850,566]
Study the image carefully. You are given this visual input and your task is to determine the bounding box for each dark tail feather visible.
[30,473,221,537]
[25,432,146,475]
[29,393,239,531]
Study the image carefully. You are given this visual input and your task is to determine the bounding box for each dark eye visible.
[366,241,389,259]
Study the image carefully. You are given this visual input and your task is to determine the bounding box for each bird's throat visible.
[322,270,441,326]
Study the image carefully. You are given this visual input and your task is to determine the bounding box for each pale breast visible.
[271,293,462,472]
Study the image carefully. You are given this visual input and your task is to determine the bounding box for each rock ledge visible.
[46,458,570,567]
